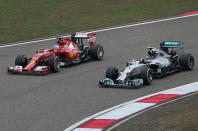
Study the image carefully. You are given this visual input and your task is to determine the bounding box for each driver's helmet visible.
[148,49,159,59]
[57,38,62,44]
[53,44,60,51]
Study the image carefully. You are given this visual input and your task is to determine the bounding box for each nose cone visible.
[24,60,37,72]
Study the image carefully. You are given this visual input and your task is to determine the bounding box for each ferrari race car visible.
[99,41,194,88]
[8,32,104,74]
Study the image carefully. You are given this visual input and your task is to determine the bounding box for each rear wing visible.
[74,32,96,45]
[160,41,185,56]
[160,41,184,48]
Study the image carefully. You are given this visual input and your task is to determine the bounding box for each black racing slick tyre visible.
[48,56,60,73]
[105,66,119,81]
[179,54,194,70]
[15,55,28,68]
[88,44,104,60]
[141,67,152,85]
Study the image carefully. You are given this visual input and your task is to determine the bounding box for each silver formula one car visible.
[99,41,194,88]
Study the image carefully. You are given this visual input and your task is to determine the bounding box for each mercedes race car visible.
[8,32,104,74]
[99,41,194,88]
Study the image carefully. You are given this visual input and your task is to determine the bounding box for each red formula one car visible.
[8,32,104,74]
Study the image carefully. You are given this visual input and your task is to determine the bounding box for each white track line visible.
[0,37,56,48]
[88,14,198,33]
[1,14,198,48]
[0,35,69,48]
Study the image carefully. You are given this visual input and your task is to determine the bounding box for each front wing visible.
[99,78,143,89]
[7,65,50,74]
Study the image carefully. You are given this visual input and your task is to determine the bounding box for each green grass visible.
[1,0,198,44]
[156,105,198,131]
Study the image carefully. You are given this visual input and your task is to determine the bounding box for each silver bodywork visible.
[117,60,144,82]
[149,57,171,67]
[117,48,173,82]
[99,60,145,88]
[145,48,172,72]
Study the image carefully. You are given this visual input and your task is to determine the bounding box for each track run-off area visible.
[0,14,198,131]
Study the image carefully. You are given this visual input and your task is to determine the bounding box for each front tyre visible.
[105,66,119,81]
[15,55,28,67]
[179,54,194,70]
[88,44,104,60]
[142,67,152,85]
[48,56,60,73]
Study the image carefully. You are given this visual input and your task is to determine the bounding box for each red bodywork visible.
[54,38,81,60]
[25,49,53,73]
[8,33,96,74]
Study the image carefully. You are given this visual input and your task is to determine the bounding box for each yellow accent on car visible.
[146,46,155,49]
[53,49,57,52]
[69,52,73,59]
[30,61,35,64]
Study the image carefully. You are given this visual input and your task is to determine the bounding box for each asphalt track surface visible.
[0,16,198,131]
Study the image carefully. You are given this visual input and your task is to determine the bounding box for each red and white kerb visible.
[71,82,198,131]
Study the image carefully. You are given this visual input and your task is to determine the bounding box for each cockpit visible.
[147,48,168,59]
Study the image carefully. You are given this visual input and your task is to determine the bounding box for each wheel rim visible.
[54,58,60,71]
[97,46,104,58]
[21,56,27,67]
[147,69,152,82]
[21,57,26,63]
[188,56,194,69]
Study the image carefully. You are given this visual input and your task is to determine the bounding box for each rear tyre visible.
[48,56,60,72]
[105,66,119,81]
[15,55,28,67]
[179,54,194,70]
[141,67,152,85]
[88,44,104,60]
